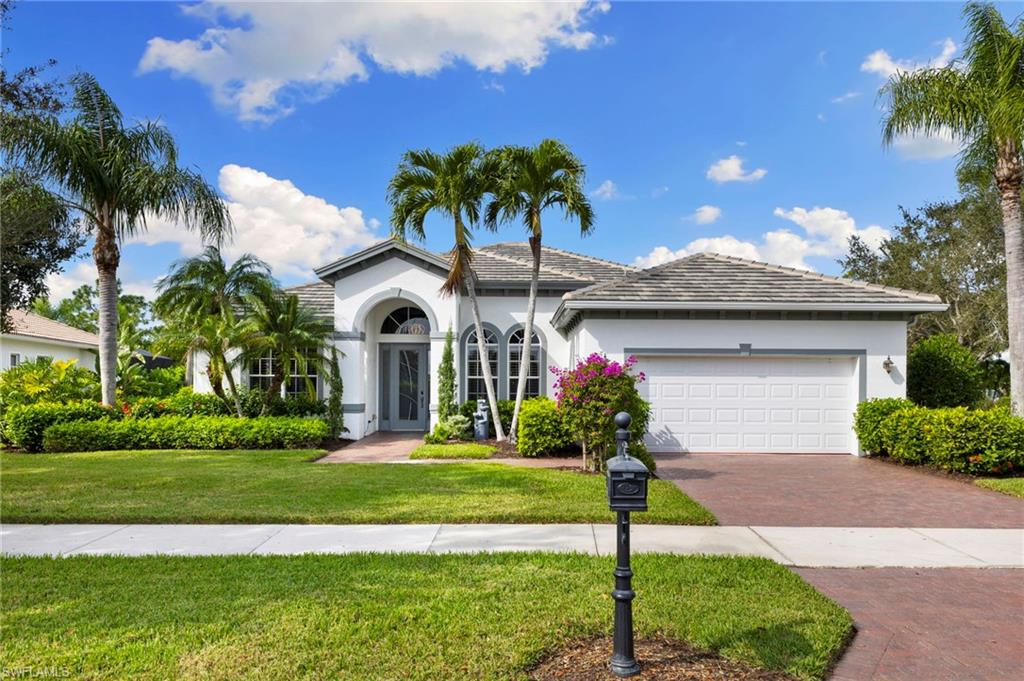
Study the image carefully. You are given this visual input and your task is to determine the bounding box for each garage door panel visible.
[640,355,856,454]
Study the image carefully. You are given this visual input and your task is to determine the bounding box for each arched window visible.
[508,329,541,399]
[465,328,499,401]
[380,306,430,335]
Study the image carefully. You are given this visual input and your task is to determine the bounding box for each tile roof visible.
[285,282,334,318]
[4,310,100,346]
[477,242,635,285]
[563,252,945,307]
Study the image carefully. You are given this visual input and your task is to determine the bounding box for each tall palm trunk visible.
[995,141,1023,416]
[509,224,541,443]
[94,218,119,406]
[465,275,505,440]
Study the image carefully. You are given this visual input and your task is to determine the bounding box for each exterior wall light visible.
[882,356,894,374]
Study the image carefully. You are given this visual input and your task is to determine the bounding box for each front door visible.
[388,344,428,431]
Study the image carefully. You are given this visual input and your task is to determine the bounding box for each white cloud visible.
[690,205,722,225]
[830,91,860,104]
[633,205,889,271]
[735,140,747,147]
[128,164,380,279]
[591,179,628,201]
[892,127,961,160]
[650,186,669,198]
[860,37,956,79]
[139,1,609,122]
[44,262,158,302]
[706,155,767,184]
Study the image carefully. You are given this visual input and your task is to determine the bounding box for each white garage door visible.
[638,355,857,454]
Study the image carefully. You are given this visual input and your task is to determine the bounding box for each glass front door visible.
[386,344,428,431]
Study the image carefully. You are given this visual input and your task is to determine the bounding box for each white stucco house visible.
[0,310,99,371]
[194,239,946,455]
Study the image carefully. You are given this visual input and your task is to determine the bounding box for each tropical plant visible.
[387,142,506,439]
[0,357,98,416]
[485,140,594,442]
[1,73,231,405]
[326,346,345,437]
[438,325,456,421]
[154,246,272,319]
[551,353,649,471]
[878,2,1024,414]
[243,287,331,415]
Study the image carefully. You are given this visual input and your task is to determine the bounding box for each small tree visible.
[908,334,984,407]
[551,353,649,471]
[326,346,345,437]
[438,326,456,421]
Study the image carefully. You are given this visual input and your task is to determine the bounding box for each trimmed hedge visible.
[125,388,326,419]
[516,397,574,457]
[907,334,983,408]
[853,398,914,455]
[42,415,329,453]
[855,400,1024,475]
[5,402,121,453]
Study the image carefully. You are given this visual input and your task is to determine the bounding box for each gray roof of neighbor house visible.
[4,309,100,347]
[551,252,946,328]
[285,281,334,319]
[476,242,635,285]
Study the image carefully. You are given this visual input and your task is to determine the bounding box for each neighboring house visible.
[0,309,99,371]
[195,239,946,455]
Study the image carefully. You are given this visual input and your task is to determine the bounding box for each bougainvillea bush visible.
[551,353,651,471]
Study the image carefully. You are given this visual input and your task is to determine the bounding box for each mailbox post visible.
[605,411,650,678]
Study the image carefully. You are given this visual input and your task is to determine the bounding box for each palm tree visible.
[387,143,506,440]
[1,73,230,405]
[244,288,332,415]
[486,140,594,441]
[879,2,1023,415]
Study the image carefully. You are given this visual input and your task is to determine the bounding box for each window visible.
[9,353,20,367]
[508,329,541,398]
[249,352,275,391]
[465,328,498,401]
[380,306,430,335]
[287,349,319,397]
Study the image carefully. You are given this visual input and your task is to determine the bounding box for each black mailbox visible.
[606,412,650,512]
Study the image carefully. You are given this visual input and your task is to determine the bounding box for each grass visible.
[976,477,1024,498]
[0,553,851,680]
[0,449,714,525]
[410,442,495,459]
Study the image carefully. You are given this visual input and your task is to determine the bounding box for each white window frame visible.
[507,329,541,399]
[465,328,499,402]
[9,353,20,368]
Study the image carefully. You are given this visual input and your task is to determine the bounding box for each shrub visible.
[459,399,514,438]
[42,415,328,453]
[326,347,345,437]
[907,334,984,408]
[0,357,99,415]
[6,401,119,452]
[853,398,914,454]
[165,387,231,417]
[516,397,574,457]
[438,327,456,421]
[424,415,472,444]
[927,407,1024,475]
[878,407,933,465]
[551,353,650,471]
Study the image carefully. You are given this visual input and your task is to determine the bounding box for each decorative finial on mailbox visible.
[614,411,631,457]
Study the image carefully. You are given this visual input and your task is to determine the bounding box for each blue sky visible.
[8,1,1013,302]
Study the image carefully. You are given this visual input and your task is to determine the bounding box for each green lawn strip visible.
[0,553,851,680]
[0,450,714,525]
[410,443,495,459]
[976,477,1024,498]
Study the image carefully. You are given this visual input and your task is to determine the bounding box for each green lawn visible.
[410,442,495,459]
[976,477,1024,498]
[0,450,714,524]
[0,553,851,680]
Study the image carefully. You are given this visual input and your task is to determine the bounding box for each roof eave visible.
[314,240,450,282]
[2,332,99,349]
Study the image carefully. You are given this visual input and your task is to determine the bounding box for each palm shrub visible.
[438,326,456,421]
[551,353,651,471]
[907,334,984,407]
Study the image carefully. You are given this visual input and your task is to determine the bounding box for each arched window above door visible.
[380,306,430,335]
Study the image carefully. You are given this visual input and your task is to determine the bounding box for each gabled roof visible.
[552,252,946,328]
[3,310,100,347]
[314,239,451,282]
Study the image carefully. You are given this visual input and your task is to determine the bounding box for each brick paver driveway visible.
[655,452,1024,527]
[657,452,1024,680]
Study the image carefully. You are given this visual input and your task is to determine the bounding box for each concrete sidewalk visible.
[2,524,1021,568]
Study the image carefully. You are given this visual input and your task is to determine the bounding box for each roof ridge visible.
[564,252,703,299]
[702,252,942,303]
[285,281,330,290]
[473,247,591,282]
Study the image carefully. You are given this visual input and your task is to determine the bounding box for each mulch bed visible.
[529,635,797,681]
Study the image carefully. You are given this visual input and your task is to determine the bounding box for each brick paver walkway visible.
[656,453,1024,527]
[795,568,1024,681]
[317,432,422,462]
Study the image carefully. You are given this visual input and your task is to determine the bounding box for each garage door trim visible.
[624,347,867,402]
